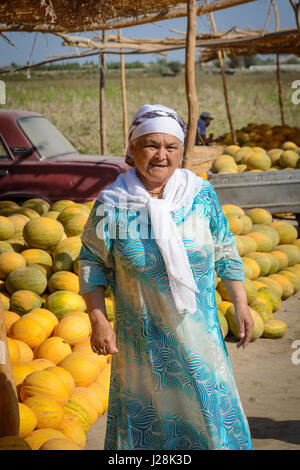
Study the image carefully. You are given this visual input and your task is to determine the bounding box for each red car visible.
[0,109,129,203]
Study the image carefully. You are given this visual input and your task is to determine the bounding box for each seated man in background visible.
[195,111,215,145]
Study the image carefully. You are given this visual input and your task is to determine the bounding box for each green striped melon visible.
[6,267,47,295]
[44,290,87,320]
[9,289,43,315]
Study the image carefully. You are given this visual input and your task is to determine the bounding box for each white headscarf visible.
[98,105,202,315]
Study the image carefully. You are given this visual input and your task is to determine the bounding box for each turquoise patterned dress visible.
[78,178,253,450]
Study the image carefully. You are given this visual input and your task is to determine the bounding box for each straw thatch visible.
[199,28,300,62]
[0,0,257,32]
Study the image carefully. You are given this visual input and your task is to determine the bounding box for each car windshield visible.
[18,116,77,160]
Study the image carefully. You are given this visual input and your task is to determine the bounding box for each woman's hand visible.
[221,279,254,349]
[82,286,118,356]
[90,309,118,356]
[234,304,254,349]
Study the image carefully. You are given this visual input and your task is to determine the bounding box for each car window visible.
[0,138,10,160]
[18,116,77,160]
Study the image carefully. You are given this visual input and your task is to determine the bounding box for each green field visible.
[2,70,300,156]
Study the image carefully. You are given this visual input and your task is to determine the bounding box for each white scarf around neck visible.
[97,168,203,314]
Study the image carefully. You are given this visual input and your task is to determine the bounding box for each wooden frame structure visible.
[0,0,299,165]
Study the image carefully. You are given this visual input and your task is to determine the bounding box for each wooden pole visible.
[0,298,19,437]
[118,29,128,155]
[276,53,285,126]
[99,30,107,155]
[182,0,198,170]
[206,0,237,145]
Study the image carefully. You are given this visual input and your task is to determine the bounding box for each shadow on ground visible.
[248,417,300,446]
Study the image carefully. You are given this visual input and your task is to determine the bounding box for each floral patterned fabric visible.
[78,179,253,450]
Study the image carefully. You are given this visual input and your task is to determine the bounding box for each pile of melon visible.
[212,140,300,175]
[0,198,114,451]
[216,205,300,343]
[220,122,300,150]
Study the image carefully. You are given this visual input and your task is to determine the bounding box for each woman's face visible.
[129,133,183,186]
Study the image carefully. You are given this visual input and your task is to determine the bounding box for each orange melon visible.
[45,366,76,395]
[21,248,53,268]
[3,310,20,334]
[39,437,81,450]
[0,252,26,279]
[63,401,91,433]
[23,394,65,429]
[24,308,59,337]
[12,362,36,387]
[9,290,43,315]
[58,417,86,449]
[9,316,48,349]
[18,402,38,438]
[24,428,68,450]
[48,271,79,293]
[89,382,109,413]
[34,336,72,365]
[7,337,21,363]
[58,352,99,387]
[13,339,34,362]
[69,389,99,425]
[19,369,70,405]
[54,313,90,346]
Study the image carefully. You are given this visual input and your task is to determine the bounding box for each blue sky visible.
[0,0,297,66]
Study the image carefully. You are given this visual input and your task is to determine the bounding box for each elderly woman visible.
[78,104,254,450]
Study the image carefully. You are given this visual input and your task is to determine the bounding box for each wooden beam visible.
[0,0,258,33]
[118,29,128,155]
[206,0,237,145]
[182,0,198,170]
[276,53,285,126]
[99,31,107,155]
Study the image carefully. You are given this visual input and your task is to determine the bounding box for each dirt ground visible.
[85,292,300,451]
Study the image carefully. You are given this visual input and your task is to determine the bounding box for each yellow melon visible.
[39,437,82,450]
[58,352,99,387]
[0,435,32,450]
[24,428,68,450]
[50,200,76,213]
[7,337,20,363]
[218,311,229,338]
[250,300,273,323]
[268,274,294,299]
[54,313,90,346]
[278,270,300,292]
[238,235,258,254]
[94,363,111,392]
[19,369,70,405]
[21,248,52,268]
[3,310,21,334]
[24,308,59,337]
[45,366,76,395]
[242,257,261,279]
[58,417,86,449]
[270,250,289,270]
[48,271,79,294]
[247,252,272,276]
[23,394,65,430]
[19,402,38,438]
[69,389,98,425]
[34,336,72,365]
[246,153,271,171]
[45,290,87,320]
[12,362,36,387]
[274,245,300,266]
[63,401,91,433]
[212,155,236,173]
[0,292,10,310]
[279,150,299,168]
[9,316,48,349]
[88,382,109,413]
[30,358,56,372]
[0,216,15,240]
[23,217,64,251]
[13,339,34,362]
[9,290,43,316]
[245,208,273,225]
[246,232,273,252]
[240,215,253,235]
[221,204,245,216]
[262,319,287,338]
[218,300,233,316]
[269,221,298,245]
[225,213,244,235]
[64,215,88,237]
[258,286,282,312]
[0,252,26,279]
[0,240,14,254]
